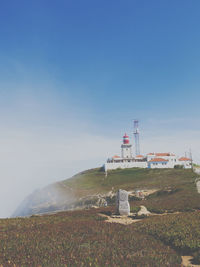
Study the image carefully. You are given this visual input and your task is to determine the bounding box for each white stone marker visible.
[116,189,130,216]
[196,181,200,194]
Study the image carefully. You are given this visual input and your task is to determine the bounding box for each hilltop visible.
[13,168,200,217]
[2,168,200,266]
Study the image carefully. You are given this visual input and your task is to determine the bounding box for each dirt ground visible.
[181,256,200,267]
[99,213,141,225]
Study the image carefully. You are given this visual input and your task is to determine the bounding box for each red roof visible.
[155,153,171,157]
[148,153,174,157]
[149,158,169,162]
[112,155,120,159]
[179,157,191,161]
[136,155,144,158]
[123,133,129,138]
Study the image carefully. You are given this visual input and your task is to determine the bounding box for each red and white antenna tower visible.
[134,120,140,156]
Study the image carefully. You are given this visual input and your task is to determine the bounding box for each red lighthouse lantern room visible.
[123,133,129,144]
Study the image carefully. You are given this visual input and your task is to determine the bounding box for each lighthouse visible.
[121,133,132,158]
[104,121,193,171]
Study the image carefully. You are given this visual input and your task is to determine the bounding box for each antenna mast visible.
[134,120,140,156]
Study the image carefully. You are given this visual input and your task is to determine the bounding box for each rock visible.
[116,189,130,216]
[196,181,200,193]
[138,206,151,216]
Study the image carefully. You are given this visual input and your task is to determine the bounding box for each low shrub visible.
[174,165,184,169]
[136,211,200,262]
[134,214,148,219]
[147,207,165,214]
[193,249,200,264]
[130,206,140,213]
[0,208,181,266]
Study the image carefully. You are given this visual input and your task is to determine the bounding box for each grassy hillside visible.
[59,168,198,196]
[60,168,200,212]
[13,168,200,217]
[3,168,200,266]
[0,208,181,267]
[1,208,200,266]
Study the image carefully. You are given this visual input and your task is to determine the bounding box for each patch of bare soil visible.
[142,189,158,196]
[129,189,158,198]
[99,213,141,225]
[99,206,183,225]
[181,256,200,267]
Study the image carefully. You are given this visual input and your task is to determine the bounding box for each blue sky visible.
[0,0,200,217]
[1,0,200,126]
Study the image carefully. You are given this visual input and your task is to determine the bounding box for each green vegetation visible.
[174,164,184,169]
[62,168,200,212]
[130,206,140,213]
[2,207,200,266]
[193,163,200,167]
[136,211,200,263]
[4,168,200,266]
[0,208,181,267]
[129,179,200,213]
[14,167,200,216]
[60,168,198,196]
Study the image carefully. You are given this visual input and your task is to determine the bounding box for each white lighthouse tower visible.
[121,133,132,158]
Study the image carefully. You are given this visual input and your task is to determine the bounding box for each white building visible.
[147,153,178,168]
[178,157,192,169]
[147,153,191,169]
[104,134,192,171]
[148,157,174,168]
[104,134,147,171]
[147,153,177,162]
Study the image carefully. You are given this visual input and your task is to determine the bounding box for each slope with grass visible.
[0,208,181,267]
[13,168,200,217]
[2,207,200,266]
[4,168,200,266]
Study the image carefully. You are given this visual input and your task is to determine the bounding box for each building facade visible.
[104,134,192,171]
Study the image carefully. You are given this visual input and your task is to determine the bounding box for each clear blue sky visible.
[1,0,200,217]
[1,0,200,129]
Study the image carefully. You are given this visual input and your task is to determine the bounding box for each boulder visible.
[138,206,151,216]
